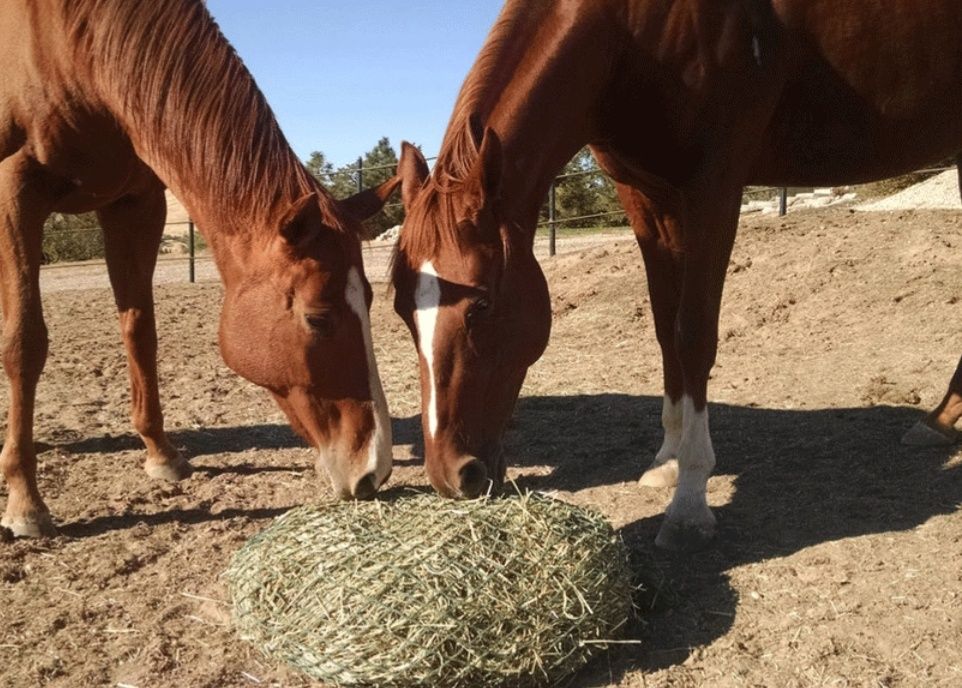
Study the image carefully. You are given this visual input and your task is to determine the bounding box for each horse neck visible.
[444,1,614,235]
[59,0,322,266]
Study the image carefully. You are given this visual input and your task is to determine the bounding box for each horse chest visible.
[24,107,147,210]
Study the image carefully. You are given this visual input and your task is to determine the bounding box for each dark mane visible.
[433,0,542,188]
[61,0,344,233]
[395,0,541,270]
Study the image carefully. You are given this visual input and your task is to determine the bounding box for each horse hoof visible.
[1,511,57,538]
[656,498,716,552]
[901,420,957,447]
[145,457,193,481]
[655,516,715,552]
[638,460,678,488]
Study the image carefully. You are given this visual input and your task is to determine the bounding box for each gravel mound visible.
[857,169,961,211]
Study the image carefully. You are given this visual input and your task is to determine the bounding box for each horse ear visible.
[473,127,503,202]
[468,113,485,151]
[280,192,322,247]
[339,176,402,224]
[398,141,429,211]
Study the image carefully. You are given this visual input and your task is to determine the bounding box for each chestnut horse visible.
[0,0,397,537]
[393,0,962,549]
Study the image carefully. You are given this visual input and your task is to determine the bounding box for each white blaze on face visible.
[414,261,441,439]
[345,266,392,483]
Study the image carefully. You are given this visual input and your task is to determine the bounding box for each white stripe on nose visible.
[414,261,441,439]
[345,266,392,483]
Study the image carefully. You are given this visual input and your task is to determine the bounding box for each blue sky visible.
[206,1,503,168]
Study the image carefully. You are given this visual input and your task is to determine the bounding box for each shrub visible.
[42,213,104,264]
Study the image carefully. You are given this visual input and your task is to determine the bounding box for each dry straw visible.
[226,491,635,687]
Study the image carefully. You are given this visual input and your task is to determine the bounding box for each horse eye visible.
[467,297,491,323]
[305,312,336,337]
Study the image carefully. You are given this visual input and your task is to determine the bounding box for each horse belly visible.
[752,0,962,185]
[753,94,962,187]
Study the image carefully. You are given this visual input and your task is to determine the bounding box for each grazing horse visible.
[0,0,397,537]
[393,0,962,550]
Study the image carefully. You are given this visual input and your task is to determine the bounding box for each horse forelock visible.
[392,180,460,283]
[60,0,344,236]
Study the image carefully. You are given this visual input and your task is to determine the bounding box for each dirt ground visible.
[2,206,962,687]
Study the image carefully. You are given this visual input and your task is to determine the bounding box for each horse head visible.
[393,134,550,498]
[219,179,399,500]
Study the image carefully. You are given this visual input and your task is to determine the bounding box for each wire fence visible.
[41,155,958,284]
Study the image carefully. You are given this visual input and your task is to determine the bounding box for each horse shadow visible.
[502,393,961,684]
[57,424,302,456]
[56,416,424,472]
[43,417,424,537]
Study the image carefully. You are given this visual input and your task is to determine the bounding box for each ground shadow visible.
[58,415,423,459]
[503,393,961,684]
[58,505,293,539]
[58,424,304,455]
[33,394,962,683]
[56,484,424,539]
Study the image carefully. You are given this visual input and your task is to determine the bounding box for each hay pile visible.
[226,492,635,687]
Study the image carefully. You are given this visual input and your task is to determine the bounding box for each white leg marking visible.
[657,395,683,464]
[638,395,681,487]
[675,396,715,496]
[345,267,393,483]
[657,395,716,548]
[414,261,440,439]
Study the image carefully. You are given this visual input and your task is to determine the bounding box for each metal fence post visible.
[548,180,557,257]
[356,156,363,193]
[188,220,195,283]
[779,187,788,216]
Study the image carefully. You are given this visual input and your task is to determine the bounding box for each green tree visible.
[546,148,624,229]
[306,138,404,238]
[41,212,104,264]
[305,151,334,180]
[306,150,357,200]
[357,137,403,237]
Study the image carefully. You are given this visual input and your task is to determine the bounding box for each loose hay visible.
[226,492,635,687]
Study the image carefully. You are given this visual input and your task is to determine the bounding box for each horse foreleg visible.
[98,180,191,481]
[655,190,742,552]
[902,355,962,446]
[0,153,55,537]
[618,184,686,488]
[903,160,962,445]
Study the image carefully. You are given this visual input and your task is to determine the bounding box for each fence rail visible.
[42,157,958,280]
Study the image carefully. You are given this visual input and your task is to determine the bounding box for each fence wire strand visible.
[41,155,958,276]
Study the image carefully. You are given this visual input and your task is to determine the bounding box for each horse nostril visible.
[458,460,489,498]
[353,473,379,501]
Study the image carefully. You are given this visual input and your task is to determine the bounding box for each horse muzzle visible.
[428,443,505,499]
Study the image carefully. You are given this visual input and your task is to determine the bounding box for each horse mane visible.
[60,0,343,234]
[395,0,542,270]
